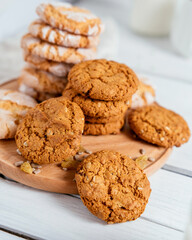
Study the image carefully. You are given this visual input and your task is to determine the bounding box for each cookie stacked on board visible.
[63,59,139,135]
[18,2,103,102]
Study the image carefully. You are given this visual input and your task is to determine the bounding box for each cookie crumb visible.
[85,149,92,154]
[63,168,68,171]
[139,148,145,155]
[20,162,33,174]
[74,154,83,161]
[14,161,24,167]
[31,163,42,169]
[148,157,155,162]
[135,155,148,169]
[73,178,76,181]
[16,149,22,155]
[33,169,41,174]
[83,154,89,159]
[61,157,79,169]
[77,145,86,155]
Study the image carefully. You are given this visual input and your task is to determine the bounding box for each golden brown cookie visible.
[36,2,103,36]
[131,79,155,109]
[0,89,37,139]
[15,97,85,164]
[21,34,96,64]
[84,118,124,136]
[85,114,124,124]
[75,150,151,224]
[62,84,129,118]
[68,59,139,101]
[24,52,73,77]
[128,105,190,147]
[29,19,100,48]
[18,67,67,95]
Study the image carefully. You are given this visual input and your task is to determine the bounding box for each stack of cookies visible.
[18,2,103,102]
[63,59,139,135]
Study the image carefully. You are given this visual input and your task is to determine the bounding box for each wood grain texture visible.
[0,79,172,194]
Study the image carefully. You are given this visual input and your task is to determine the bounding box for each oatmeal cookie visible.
[62,84,129,118]
[15,97,85,164]
[21,34,96,64]
[85,114,125,124]
[29,19,99,48]
[36,2,103,36]
[68,59,139,101]
[84,118,124,135]
[75,150,151,223]
[128,105,190,147]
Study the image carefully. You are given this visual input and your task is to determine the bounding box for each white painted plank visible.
[1,168,191,240]
[146,170,192,231]
[0,231,23,240]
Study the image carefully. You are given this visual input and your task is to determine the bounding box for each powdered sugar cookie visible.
[36,2,103,36]
[21,34,96,64]
[131,80,155,109]
[29,19,100,48]
[19,83,59,102]
[0,89,37,139]
[24,51,73,77]
[18,67,67,95]
[0,109,19,139]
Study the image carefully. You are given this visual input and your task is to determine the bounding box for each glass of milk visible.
[129,0,176,36]
[170,0,192,57]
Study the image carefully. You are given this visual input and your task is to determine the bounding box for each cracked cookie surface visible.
[128,105,190,147]
[21,34,96,64]
[15,97,84,164]
[84,118,124,136]
[24,52,73,77]
[68,59,139,101]
[62,84,129,118]
[36,2,103,36]
[75,150,151,224]
[29,19,99,48]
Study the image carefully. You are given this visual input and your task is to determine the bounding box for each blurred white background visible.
[0,0,191,83]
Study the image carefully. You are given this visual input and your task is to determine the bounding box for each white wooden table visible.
[0,1,192,239]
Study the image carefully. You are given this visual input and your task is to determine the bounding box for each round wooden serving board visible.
[0,79,172,194]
